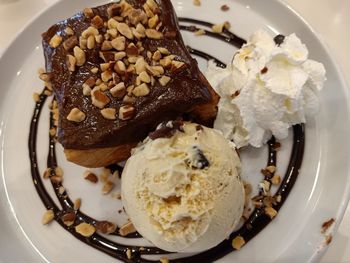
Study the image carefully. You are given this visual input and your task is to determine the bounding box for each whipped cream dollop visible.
[206,30,326,148]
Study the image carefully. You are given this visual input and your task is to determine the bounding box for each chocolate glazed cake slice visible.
[42,0,219,168]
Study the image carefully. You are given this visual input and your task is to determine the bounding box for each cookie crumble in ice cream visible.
[206,30,326,148]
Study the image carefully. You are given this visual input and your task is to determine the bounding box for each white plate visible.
[1,0,350,262]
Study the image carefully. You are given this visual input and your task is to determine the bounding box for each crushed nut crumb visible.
[74,198,82,210]
[232,236,245,250]
[193,0,201,6]
[67,108,86,122]
[96,221,116,234]
[83,171,98,183]
[221,4,230,11]
[102,181,115,194]
[42,209,55,225]
[265,207,278,219]
[119,221,136,236]
[75,222,96,237]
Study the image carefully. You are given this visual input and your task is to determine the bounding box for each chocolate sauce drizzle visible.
[28,18,305,262]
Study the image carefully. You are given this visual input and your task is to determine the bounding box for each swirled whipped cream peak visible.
[206,30,326,148]
[121,121,244,252]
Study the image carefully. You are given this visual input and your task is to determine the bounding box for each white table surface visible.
[0,0,349,262]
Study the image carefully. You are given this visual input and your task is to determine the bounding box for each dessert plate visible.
[0,0,350,262]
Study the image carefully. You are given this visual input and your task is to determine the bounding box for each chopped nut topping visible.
[148,14,159,29]
[91,15,104,29]
[82,26,99,38]
[212,23,225,33]
[126,248,132,260]
[145,29,163,39]
[107,28,118,38]
[83,85,92,96]
[259,180,271,195]
[100,62,111,72]
[87,35,95,49]
[110,82,126,98]
[172,60,185,70]
[160,258,169,263]
[114,51,126,61]
[143,3,154,18]
[152,50,162,61]
[95,34,103,43]
[126,43,139,57]
[194,29,206,36]
[91,67,99,74]
[42,209,55,225]
[102,181,115,194]
[224,21,231,30]
[83,171,98,183]
[49,34,62,48]
[265,207,278,219]
[75,222,96,237]
[123,95,136,104]
[146,65,164,77]
[79,36,87,49]
[96,221,117,234]
[271,175,281,185]
[221,4,230,11]
[135,57,147,74]
[119,221,136,236]
[132,83,150,97]
[157,47,170,55]
[101,108,117,120]
[74,198,81,210]
[111,36,126,51]
[101,40,113,51]
[146,0,158,13]
[33,92,40,102]
[159,75,171,86]
[49,128,56,137]
[83,77,96,88]
[116,22,134,39]
[275,194,282,203]
[138,71,151,83]
[101,70,113,82]
[73,46,86,66]
[159,56,172,68]
[119,105,135,120]
[58,186,65,195]
[107,4,122,18]
[99,82,109,92]
[83,7,94,18]
[66,55,77,72]
[50,175,63,184]
[61,212,76,226]
[266,165,276,174]
[232,236,245,250]
[193,0,201,6]
[91,88,110,108]
[114,60,126,74]
[63,35,78,50]
[65,27,74,35]
[67,108,86,122]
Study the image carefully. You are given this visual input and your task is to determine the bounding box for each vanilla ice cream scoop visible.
[121,121,244,252]
[206,30,326,148]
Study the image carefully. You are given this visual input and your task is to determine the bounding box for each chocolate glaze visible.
[30,18,305,262]
[42,0,216,150]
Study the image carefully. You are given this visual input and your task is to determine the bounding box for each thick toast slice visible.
[42,0,219,167]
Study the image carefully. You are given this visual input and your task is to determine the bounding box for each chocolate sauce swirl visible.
[29,18,305,262]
